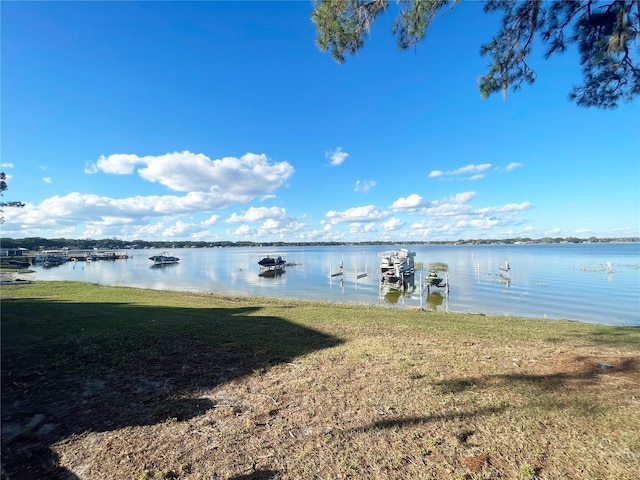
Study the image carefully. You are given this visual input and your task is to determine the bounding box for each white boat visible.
[378,249,416,281]
[149,252,180,265]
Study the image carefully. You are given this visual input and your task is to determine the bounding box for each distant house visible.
[0,248,28,257]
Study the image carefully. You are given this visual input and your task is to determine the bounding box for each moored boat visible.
[258,255,286,268]
[41,255,68,268]
[149,252,180,265]
[8,259,31,268]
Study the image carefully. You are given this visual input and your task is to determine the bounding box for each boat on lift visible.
[426,271,446,287]
[378,249,416,282]
[258,255,286,275]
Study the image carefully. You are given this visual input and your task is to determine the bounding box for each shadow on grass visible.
[354,405,507,432]
[1,297,342,479]
[543,326,640,349]
[353,357,638,437]
[228,470,279,480]
[433,356,638,395]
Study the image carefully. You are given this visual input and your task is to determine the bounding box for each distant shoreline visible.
[2,236,639,253]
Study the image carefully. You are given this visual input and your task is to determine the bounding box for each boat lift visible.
[329,257,369,286]
[378,269,450,312]
[418,270,449,312]
[329,258,344,278]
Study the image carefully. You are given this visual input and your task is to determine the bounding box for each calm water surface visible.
[30,243,640,326]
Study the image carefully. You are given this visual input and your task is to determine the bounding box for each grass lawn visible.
[2,281,639,479]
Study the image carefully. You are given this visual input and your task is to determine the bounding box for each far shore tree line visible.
[0,236,638,253]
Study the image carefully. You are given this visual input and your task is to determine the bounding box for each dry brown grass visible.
[2,282,639,480]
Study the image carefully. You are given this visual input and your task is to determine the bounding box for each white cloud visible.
[506,162,523,171]
[202,215,220,226]
[308,190,537,241]
[1,163,15,169]
[261,218,281,230]
[448,191,476,204]
[391,193,424,211]
[422,202,474,217]
[226,206,287,223]
[429,163,492,180]
[86,153,142,174]
[455,164,492,175]
[9,191,253,231]
[88,216,134,227]
[7,151,296,238]
[326,205,389,224]
[85,151,294,195]
[125,219,213,240]
[138,219,214,239]
[130,222,169,238]
[164,221,197,237]
[354,180,376,192]
[232,224,252,236]
[348,222,377,234]
[191,229,214,240]
[83,162,99,174]
[43,177,52,184]
[468,217,502,228]
[222,206,307,239]
[326,147,348,166]
[406,191,497,226]
[382,217,404,231]
[257,218,307,237]
[476,202,535,213]
[1,174,542,241]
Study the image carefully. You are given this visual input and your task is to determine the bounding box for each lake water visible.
[29,243,639,326]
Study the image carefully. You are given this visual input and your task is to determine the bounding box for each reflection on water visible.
[150,263,179,270]
[426,291,449,313]
[379,273,418,305]
[383,289,402,304]
[487,274,511,288]
[26,243,640,326]
[258,269,285,278]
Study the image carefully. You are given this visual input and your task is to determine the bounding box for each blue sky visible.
[2,1,639,242]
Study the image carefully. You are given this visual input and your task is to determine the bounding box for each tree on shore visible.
[0,172,25,224]
[311,0,640,108]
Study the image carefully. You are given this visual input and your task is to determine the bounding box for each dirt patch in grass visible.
[2,282,639,479]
